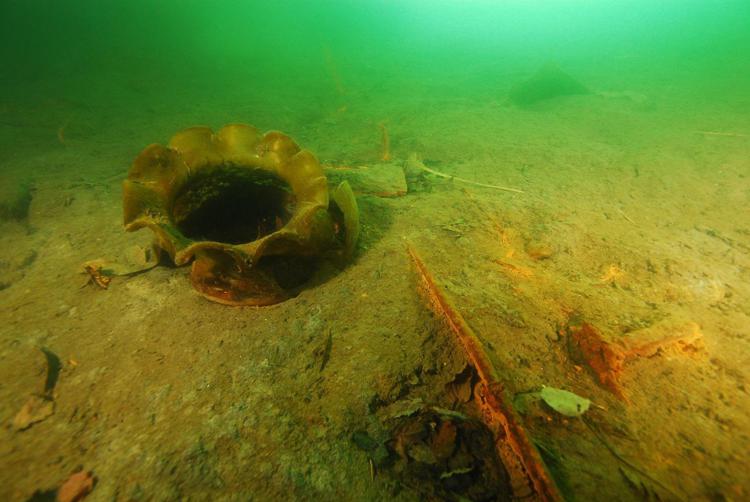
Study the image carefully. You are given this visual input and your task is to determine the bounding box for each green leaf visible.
[540,386,591,417]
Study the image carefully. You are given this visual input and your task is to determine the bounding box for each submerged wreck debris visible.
[355,402,511,500]
[122,124,359,306]
[508,62,589,107]
[566,318,704,400]
[407,244,562,502]
[388,407,511,500]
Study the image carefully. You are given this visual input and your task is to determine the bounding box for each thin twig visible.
[408,155,524,193]
[694,130,748,138]
[616,208,636,225]
[379,122,391,161]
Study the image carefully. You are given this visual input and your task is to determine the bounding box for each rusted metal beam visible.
[407,244,563,502]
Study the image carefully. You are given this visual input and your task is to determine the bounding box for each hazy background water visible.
[3,1,748,85]
[1,0,748,170]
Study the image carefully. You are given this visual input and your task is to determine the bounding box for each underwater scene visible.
[1,0,749,500]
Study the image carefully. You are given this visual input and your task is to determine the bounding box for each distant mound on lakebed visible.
[509,63,590,106]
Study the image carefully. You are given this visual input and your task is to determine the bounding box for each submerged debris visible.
[407,244,562,501]
[123,124,360,306]
[566,317,704,400]
[356,406,512,501]
[389,408,511,500]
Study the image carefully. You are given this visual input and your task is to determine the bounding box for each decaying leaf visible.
[386,408,512,500]
[440,466,474,480]
[381,398,424,420]
[446,365,476,404]
[429,406,469,421]
[540,386,591,417]
[431,420,458,460]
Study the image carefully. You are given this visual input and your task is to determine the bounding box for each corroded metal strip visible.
[407,244,563,502]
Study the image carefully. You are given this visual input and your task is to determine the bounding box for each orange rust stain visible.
[567,322,627,399]
[567,319,704,401]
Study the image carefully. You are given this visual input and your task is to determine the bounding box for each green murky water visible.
[1,0,748,166]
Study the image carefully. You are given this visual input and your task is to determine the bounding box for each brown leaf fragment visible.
[380,398,424,420]
[567,318,704,400]
[440,466,474,480]
[56,470,95,502]
[447,365,476,404]
[13,394,55,431]
[431,420,458,460]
